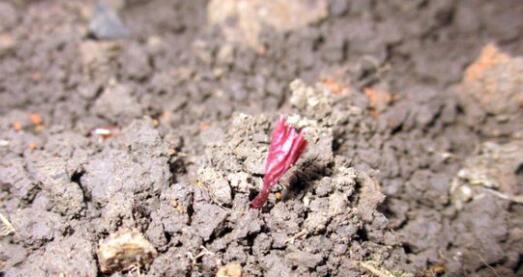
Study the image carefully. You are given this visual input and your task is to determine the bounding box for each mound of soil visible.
[1,0,522,276]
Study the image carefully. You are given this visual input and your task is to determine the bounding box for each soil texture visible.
[1,0,523,276]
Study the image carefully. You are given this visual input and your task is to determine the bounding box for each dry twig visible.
[484,188,523,204]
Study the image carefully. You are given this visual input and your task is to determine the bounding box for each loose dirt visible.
[1,0,522,276]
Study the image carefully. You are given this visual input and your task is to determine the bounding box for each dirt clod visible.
[216,262,243,277]
[89,3,129,40]
[451,140,523,209]
[97,228,157,274]
[208,0,327,49]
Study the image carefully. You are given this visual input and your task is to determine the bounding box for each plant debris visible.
[97,229,157,274]
[216,262,242,277]
[0,212,15,237]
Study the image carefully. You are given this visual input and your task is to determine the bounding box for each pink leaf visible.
[250,116,307,209]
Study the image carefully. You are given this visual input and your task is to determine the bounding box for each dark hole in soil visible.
[402,243,413,254]
[514,254,523,272]
[169,157,187,183]
[515,164,523,186]
[356,227,368,241]
[70,170,84,184]
[164,231,172,245]
[71,170,90,202]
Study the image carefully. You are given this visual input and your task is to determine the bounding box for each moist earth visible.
[1,0,523,276]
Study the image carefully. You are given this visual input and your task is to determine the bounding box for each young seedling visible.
[250,116,307,209]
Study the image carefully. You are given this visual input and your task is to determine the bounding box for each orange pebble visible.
[199,122,210,130]
[321,77,346,95]
[12,122,22,131]
[30,113,43,125]
[152,119,159,127]
[364,87,393,117]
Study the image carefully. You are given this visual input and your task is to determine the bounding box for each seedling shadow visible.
[282,157,329,201]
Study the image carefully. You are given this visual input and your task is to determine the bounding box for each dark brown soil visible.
[1,0,522,276]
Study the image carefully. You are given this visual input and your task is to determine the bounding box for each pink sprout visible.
[250,116,308,209]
